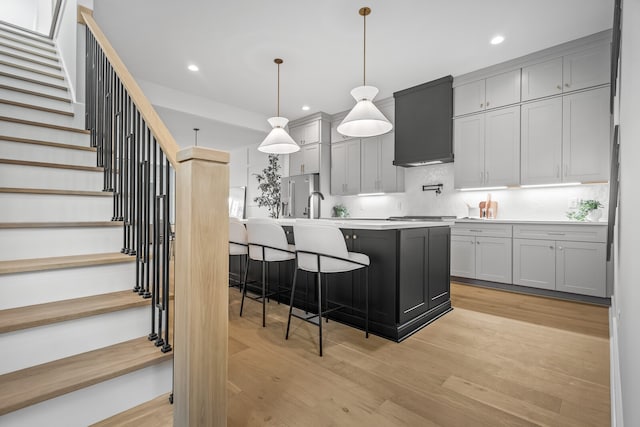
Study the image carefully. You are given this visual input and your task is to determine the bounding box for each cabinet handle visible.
[557,85,562,90]
[469,230,483,232]
[345,235,350,240]
[486,101,490,107]
[476,241,480,245]
[300,165,303,173]
[480,103,484,108]
[549,246,554,250]
[479,171,484,182]
[565,83,570,88]
[485,171,489,182]
[302,164,305,173]
[353,234,358,240]
[558,246,564,251]
[548,232,565,235]
[556,165,560,178]
[470,241,475,245]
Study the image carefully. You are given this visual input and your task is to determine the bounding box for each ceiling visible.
[94,0,613,127]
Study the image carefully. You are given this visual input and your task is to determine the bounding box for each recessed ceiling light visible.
[188,64,199,72]
[490,35,505,45]
[302,105,310,111]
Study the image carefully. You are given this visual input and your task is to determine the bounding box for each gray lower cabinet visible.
[475,236,512,283]
[512,238,557,290]
[451,234,476,277]
[450,225,512,284]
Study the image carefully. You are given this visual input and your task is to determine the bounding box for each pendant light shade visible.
[338,7,392,138]
[258,59,300,154]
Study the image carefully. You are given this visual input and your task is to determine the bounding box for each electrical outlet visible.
[568,197,578,209]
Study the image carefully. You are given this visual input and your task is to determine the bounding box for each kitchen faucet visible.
[306,191,325,219]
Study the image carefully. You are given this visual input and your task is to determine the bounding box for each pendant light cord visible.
[363,11,366,86]
[277,61,280,116]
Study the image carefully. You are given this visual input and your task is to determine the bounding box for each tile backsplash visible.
[335,163,610,220]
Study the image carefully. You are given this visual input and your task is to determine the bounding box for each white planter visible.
[587,209,603,222]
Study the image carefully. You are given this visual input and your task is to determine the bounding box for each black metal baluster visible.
[161,156,172,353]
[143,128,152,299]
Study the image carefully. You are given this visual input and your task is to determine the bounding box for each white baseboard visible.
[610,296,624,427]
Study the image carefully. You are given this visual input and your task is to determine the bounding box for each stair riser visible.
[0,63,65,86]
[1,121,89,146]
[0,28,55,49]
[0,360,172,427]
[0,35,57,57]
[0,262,136,310]
[0,163,104,192]
[0,74,66,97]
[0,52,61,73]
[0,306,151,374]
[0,103,78,128]
[0,140,96,167]
[0,87,71,110]
[0,227,123,261]
[0,193,113,222]
[0,45,58,65]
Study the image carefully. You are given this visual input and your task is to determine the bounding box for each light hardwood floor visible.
[97,282,611,427]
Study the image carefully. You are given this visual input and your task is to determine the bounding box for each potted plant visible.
[332,204,349,218]
[566,199,603,222]
[253,154,282,218]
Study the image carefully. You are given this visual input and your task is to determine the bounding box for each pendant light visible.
[337,7,392,138]
[258,58,300,154]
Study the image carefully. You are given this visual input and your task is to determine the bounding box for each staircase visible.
[0,22,173,427]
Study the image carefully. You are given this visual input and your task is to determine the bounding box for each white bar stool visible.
[229,219,248,289]
[242,218,296,327]
[286,223,370,356]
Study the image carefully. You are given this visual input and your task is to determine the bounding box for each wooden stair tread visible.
[91,394,173,427]
[0,98,73,116]
[0,290,147,334]
[0,187,112,197]
[0,84,70,102]
[0,60,64,80]
[0,26,56,47]
[0,41,58,62]
[0,34,57,54]
[0,158,103,172]
[0,221,123,229]
[0,71,67,91]
[0,50,61,70]
[0,336,172,416]
[0,116,88,133]
[0,252,134,275]
[0,134,95,151]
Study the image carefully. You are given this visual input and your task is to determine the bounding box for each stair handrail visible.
[78,8,179,168]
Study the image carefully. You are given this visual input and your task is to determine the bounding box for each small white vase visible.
[587,209,602,222]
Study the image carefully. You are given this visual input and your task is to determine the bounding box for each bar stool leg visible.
[262,260,266,327]
[285,266,298,340]
[317,270,323,357]
[239,256,250,317]
[365,267,369,339]
[325,274,329,323]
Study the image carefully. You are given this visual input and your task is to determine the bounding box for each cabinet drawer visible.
[452,223,512,238]
[513,224,606,242]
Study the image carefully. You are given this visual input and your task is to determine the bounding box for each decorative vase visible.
[587,209,602,222]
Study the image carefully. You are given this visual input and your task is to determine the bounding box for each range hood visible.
[393,75,453,167]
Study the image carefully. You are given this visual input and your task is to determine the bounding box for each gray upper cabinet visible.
[562,86,610,182]
[521,57,563,101]
[563,42,611,92]
[288,113,330,177]
[360,132,404,194]
[289,143,320,175]
[521,97,563,185]
[289,120,320,146]
[331,139,360,195]
[454,70,521,116]
[454,106,520,189]
[522,42,610,102]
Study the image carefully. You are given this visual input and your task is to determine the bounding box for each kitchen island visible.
[231,219,453,342]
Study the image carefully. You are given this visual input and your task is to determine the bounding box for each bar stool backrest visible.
[229,221,248,255]
[294,223,349,273]
[247,218,290,261]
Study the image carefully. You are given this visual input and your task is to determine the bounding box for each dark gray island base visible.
[231,221,452,342]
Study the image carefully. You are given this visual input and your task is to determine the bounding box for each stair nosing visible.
[0,34,57,54]
[0,221,124,229]
[0,252,135,275]
[90,393,172,427]
[0,187,113,197]
[0,116,89,133]
[0,158,103,172]
[0,290,147,334]
[0,60,64,80]
[0,83,71,102]
[0,41,58,62]
[0,98,73,116]
[0,135,94,151]
[0,50,61,70]
[0,336,172,416]
[0,25,55,46]
[0,71,67,91]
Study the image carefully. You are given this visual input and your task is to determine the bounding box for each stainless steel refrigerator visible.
[281,174,320,218]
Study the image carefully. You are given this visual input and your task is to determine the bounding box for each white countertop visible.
[241,218,452,230]
[454,218,608,226]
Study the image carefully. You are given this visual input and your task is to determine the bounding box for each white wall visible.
[0,0,38,31]
[614,0,640,425]
[336,163,609,220]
